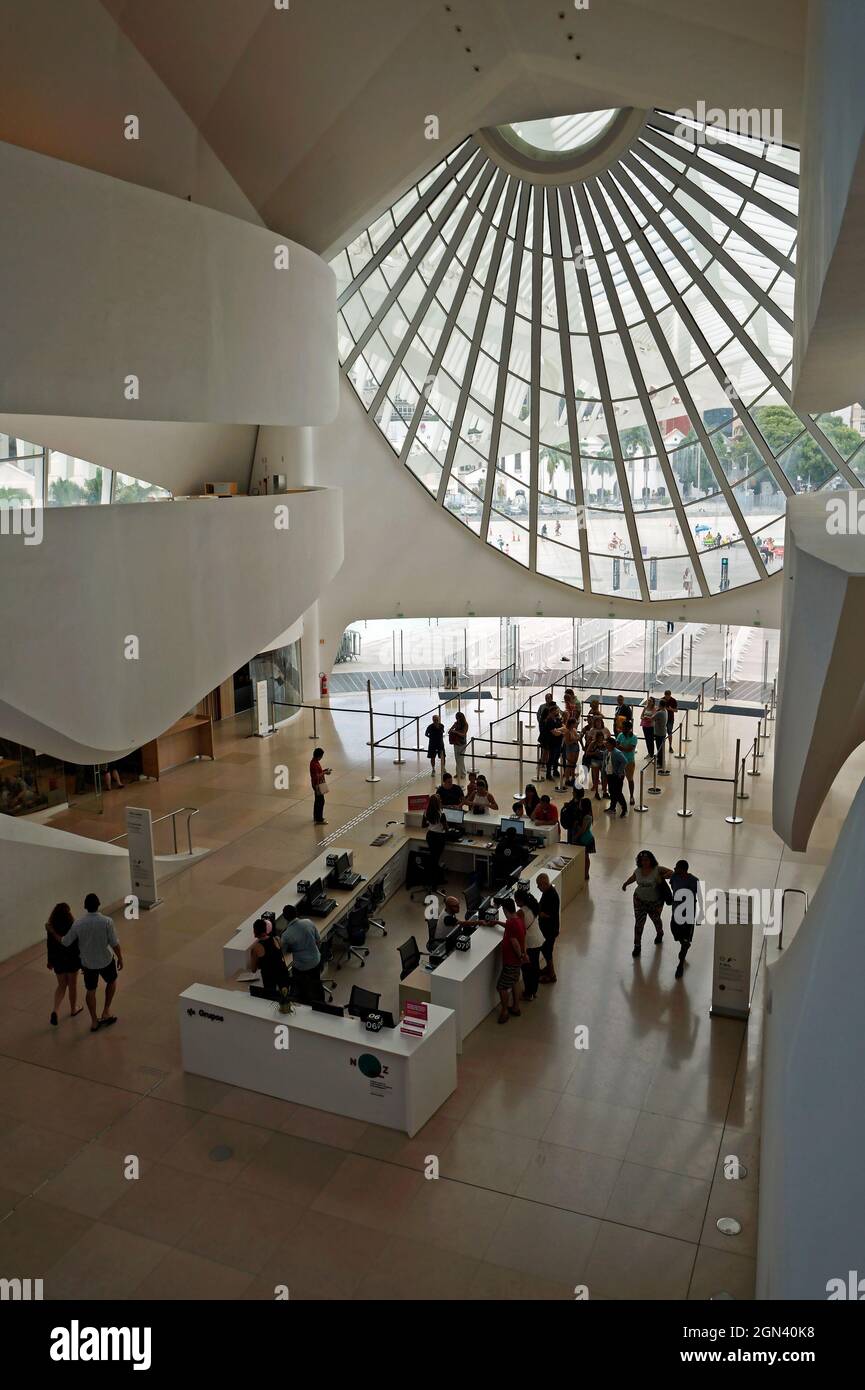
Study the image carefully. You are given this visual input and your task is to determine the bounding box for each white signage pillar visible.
[253,679,271,737]
[710,891,753,1019]
[125,806,160,911]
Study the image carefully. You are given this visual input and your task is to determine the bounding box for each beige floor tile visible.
[132,1247,255,1300]
[484,1196,600,1285]
[160,1112,273,1184]
[626,1111,723,1180]
[278,1104,369,1151]
[98,1097,203,1160]
[541,1093,641,1159]
[351,1110,458,1171]
[604,1161,711,1242]
[463,1075,563,1140]
[699,1176,759,1257]
[38,1141,147,1219]
[101,1162,227,1246]
[468,1261,577,1300]
[356,1234,479,1300]
[257,1208,383,1300]
[0,1116,84,1195]
[46,1221,172,1300]
[0,1197,91,1272]
[516,1141,622,1217]
[311,1153,423,1232]
[235,1132,346,1206]
[438,1122,538,1195]
[397,1174,510,1257]
[688,1243,757,1301]
[584,1221,697,1300]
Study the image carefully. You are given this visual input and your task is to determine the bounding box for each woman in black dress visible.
[45,902,83,1027]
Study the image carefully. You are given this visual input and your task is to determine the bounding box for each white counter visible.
[179,984,457,1137]
[403,809,559,846]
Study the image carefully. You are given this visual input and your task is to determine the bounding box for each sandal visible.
[50,1011,58,1027]
[90,1021,103,1032]
[71,1007,84,1018]
[509,1007,522,1017]
[100,1016,118,1027]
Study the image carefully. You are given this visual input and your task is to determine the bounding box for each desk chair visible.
[407,847,445,903]
[348,985,381,1014]
[359,880,388,937]
[332,904,371,969]
[318,937,337,1002]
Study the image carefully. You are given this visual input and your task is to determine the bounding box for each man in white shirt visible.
[61,893,123,1032]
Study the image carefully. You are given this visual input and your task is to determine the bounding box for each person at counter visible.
[279,905,325,1004]
[536,873,561,984]
[436,772,464,807]
[249,918,291,994]
[432,895,463,944]
[515,886,543,1001]
[496,897,526,1024]
[469,774,499,814]
[493,826,532,885]
[531,794,559,830]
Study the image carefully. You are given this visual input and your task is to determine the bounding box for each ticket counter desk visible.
[179,984,456,1136]
[399,851,583,1051]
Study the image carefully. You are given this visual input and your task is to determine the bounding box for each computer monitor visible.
[310,999,345,1018]
[499,816,525,836]
[337,852,350,877]
[304,877,323,904]
[398,936,422,980]
[464,882,483,917]
[442,807,465,827]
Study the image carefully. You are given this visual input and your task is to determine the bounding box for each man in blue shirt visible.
[279,904,324,1003]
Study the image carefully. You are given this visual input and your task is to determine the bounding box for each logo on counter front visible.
[188,1008,224,1023]
[350,1054,388,1079]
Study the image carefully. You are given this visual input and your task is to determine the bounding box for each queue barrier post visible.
[682,706,691,743]
[495,669,502,703]
[725,739,744,825]
[392,726,405,766]
[309,703,318,741]
[647,753,662,796]
[696,683,705,728]
[748,735,761,777]
[633,756,651,812]
[415,717,420,757]
[518,721,524,781]
[365,679,381,783]
[675,723,686,760]
[737,747,749,800]
[678,774,692,818]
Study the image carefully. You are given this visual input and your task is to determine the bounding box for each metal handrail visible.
[109,806,199,855]
[777,888,808,951]
[369,659,518,755]
[486,662,585,745]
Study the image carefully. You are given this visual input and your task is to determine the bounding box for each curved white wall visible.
[757,775,865,1298]
[0,139,338,427]
[309,380,782,677]
[0,490,343,762]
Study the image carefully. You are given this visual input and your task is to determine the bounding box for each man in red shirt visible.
[532,794,560,828]
[496,897,527,1024]
[309,746,331,825]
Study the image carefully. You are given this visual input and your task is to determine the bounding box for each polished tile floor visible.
[0,692,855,1300]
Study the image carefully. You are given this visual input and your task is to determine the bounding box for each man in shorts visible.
[496,897,526,1024]
[62,893,123,1033]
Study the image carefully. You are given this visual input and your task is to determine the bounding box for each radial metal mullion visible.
[546,185,591,591]
[597,172,769,577]
[617,151,793,334]
[620,147,792,276]
[345,149,486,374]
[368,161,497,420]
[481,182,531,545]
[610,163,797,498]
[528,188,543,573]
[338,141,477,308]
[647,110,798,187]
[561,186,648,599]
[639,126,797,229]
[581,183,709,597]
[434,175,518,505]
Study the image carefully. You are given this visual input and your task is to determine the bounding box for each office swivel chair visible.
[348,985,381,1015]
[407,847,445,902]
[333,901,371,969]
[359,880,387,937]
[317,937,337,1002]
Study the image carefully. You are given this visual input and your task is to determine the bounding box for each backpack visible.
[560,799,578,831]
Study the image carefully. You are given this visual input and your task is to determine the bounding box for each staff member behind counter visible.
[277,904,325,1004]
[493,826,533,885]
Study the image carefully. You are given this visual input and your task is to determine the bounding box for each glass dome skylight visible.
[331,109,865,601]
[500,109,622,158]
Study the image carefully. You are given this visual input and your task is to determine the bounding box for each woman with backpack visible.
[448,710,469,781]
